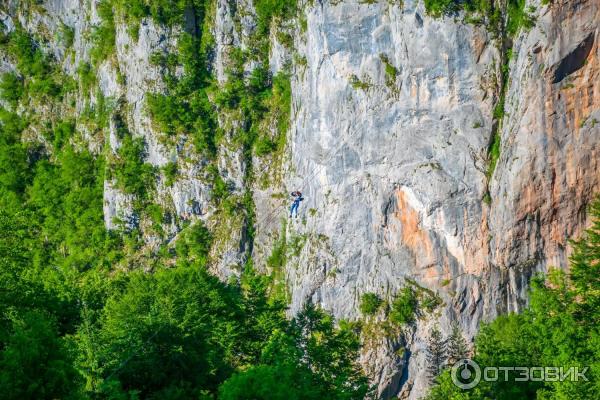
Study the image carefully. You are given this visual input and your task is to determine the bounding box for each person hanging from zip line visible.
[289,191,304,218]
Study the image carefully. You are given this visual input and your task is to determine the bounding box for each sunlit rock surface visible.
[1,0,598,397]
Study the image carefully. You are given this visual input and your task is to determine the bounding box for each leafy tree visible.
[235,267,284,362]
[218,363,323,400]
[289,303,371,397]
[0,211,84,399]
[0,311,83,400]
[426,369,489,400]
[0,211,49,329]
[220,302,373,400]
[27,146,111,273]
[81,266,244,398]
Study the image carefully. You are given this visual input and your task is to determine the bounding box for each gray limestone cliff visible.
[1,0,598,398]
[256,0,599,397]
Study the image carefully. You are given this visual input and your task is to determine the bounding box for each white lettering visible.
[560,367,574,381]
[498,366,512,381]
[530,367,544,381]
[574,367,589,382]
[515,367,529,382]
[545,367,559,382]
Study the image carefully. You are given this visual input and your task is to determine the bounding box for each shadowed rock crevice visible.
[552,31,595,83]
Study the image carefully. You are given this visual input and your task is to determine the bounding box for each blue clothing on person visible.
[289,191,304,218]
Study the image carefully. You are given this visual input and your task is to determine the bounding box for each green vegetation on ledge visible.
[360,292,384,316]
[146,27,217,156]
[1,27,72,101]
[111,134,157,199]
[389,286,418,325]
[91,1,116,66]
[424,0,535,38]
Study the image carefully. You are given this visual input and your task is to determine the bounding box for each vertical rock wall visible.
[251,0,600,397]
[1,0,598,398]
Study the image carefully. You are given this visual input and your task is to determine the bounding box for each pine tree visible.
[446,322,469,366]
[425,326,446,382]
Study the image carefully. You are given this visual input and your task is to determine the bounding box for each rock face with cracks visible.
[1,0,598,398]
[255,0,600,397]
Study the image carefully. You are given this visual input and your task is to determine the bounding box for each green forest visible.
[0,0,598,399]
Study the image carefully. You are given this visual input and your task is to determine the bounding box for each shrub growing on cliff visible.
[271,72,292,137]
[254,0,298,36]
[175,222,212,265]
[6,28,47,77]
[379,53,398,86]
[113,0,212,29]
[161,161,178,186]
[486,132,501,178]
[423,0,461,18]
[424,0,534,39]
[390,287,417,325]
[77,62,96,94]
[3,29,63,99]
[254,136,277,156]
[90,1,116,66]
[112,135,156,199]
[253,71,291,159]
[360,292,383,316]
[59,23,75,48]
[146,32,217,156]
[505,0,535,37]
[0,73,23,107]
[267,230,286,270]
[43,119,75,150]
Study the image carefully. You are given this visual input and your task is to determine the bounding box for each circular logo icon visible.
[451,359,481,389]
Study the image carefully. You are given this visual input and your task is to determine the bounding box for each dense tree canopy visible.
[0,120,370,398]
